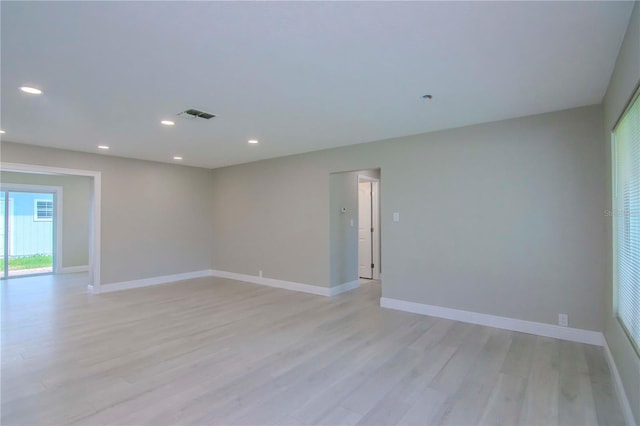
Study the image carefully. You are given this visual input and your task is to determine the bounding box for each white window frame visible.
[612,83,640,356]
[34,199,54,222]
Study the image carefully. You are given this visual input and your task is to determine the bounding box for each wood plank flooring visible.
[1,273,625,425]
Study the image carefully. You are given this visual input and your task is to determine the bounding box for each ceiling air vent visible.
[178,108,216,120]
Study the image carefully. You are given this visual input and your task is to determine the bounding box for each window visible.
[613,86,640,354]
[34,199,53,221]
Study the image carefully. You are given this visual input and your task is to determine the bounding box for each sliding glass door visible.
[0,189,55,278]
[1,192,5,277]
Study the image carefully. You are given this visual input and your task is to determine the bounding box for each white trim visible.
[59,265,89,274]
[329,280,360,296]
[91,172,101,292]
[210,269,335,296]
[55,190,63,273]
[1,163,100,177]
[372,180,380,279]
[94,269,350,297]
[379,297,604,346]
[603,338,637,426]
[95,270,212,294]
[1,162,101,292]
[357,174,379,183]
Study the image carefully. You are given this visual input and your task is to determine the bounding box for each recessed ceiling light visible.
[248,139,259,144]
[20,86,43,95]
[161,120,175,126]
[173,156,183,160]
[98,145,109,150]
[0,130,5,134]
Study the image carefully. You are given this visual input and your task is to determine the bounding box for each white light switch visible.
[350,218,354,227]
[558,314,568,327]
[393,212,400,222]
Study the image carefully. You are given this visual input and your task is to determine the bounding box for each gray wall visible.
[0,142,214,286]
[603,1,640,423]
[1,97,622,399]
[1,171,91,268]
[330,171,358,288]
[210,155,330,286]
[210,105,607,332]
[329,169,379,287]
[2,105,608,335]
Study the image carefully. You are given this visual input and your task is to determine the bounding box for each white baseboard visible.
[211,269,331,296]
[93,268,359,298]
[603,339,637,426]
[59,265,89,273]
[329,280,360,296]
[380,297,604,346]
[96,270,212,294]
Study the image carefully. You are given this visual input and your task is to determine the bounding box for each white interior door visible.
[371,181,380,280]
[358,181,373,279]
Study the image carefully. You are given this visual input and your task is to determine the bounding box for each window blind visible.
[613,88,640,354]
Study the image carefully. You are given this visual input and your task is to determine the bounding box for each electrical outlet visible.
[558,314,568,327]
[259,270,263,278]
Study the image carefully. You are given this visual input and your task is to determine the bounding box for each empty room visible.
[1,1,639,425]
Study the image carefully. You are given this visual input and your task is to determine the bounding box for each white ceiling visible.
[1,1,633,169]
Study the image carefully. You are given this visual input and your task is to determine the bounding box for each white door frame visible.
[1,162,101,293]
[358,174,380,280]
[0,183,63,275]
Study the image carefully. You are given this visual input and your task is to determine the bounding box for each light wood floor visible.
[1,274,625,425]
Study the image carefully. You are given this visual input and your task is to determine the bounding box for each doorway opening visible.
[0,163,101,292]
[329,168,381,292]
[0,185,61,278]
[358,175,380,280]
